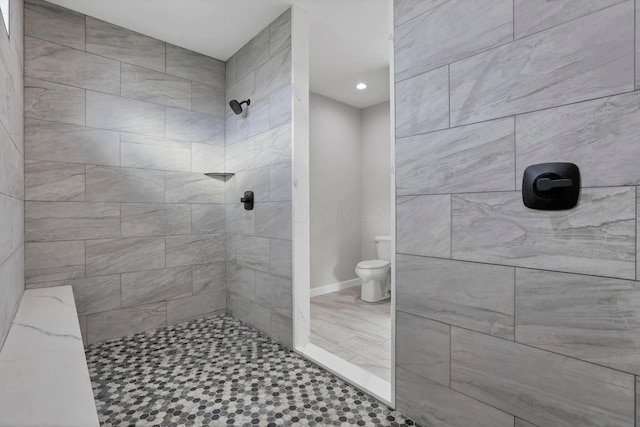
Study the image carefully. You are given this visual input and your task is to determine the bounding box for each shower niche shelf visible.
[204,172,234,179]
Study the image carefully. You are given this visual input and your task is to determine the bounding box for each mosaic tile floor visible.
[85,315,418,426]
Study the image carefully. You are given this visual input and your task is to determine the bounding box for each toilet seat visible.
[357,259,389,270]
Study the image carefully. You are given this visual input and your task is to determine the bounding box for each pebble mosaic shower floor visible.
[85,315,419,426]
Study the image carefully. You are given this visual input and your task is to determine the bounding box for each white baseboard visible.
[310,278,361,298]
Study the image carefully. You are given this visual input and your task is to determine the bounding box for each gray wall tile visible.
[269,239,291,279]
[225,204,255,235]
[86,237,165,276]
[24,77,85,125]
[0,194,23,265]
[166,107,224,145]
[397,195,450,258]
[25,119,120,166]
[0,124,24,199]
[515,92,640,188]
[165,234,225,267]
[236,27,270,79]
[166,44,225,88]
[395,0,513,81]
[451,327,635,427]
[121,203,191,237]
[25,36,120,95]
[515,419,538,427]
[225,168,269,204]
[396,367,514,427]
[191,142,225,173]
[236,235,270,272]
[395,66,449,138]
[166,291,226,325]
[191,204,225,234]
[255,202,292,240]
[86,17,165,72]
[226,263,256,300]
[25,0,85,50]
[450,2,635,126]
[269,85,292,129]
[269,9,291,56]
[514,0,625,39]
[452,188,636,279]
[396,311,450,386]
[516,268,640,374]
[235,99,270,142]
[225,136,256,172]
[86,166,165,203]
[397,255,515,339]
[256,271,292,319]
[228,294,270,334]
[255,48,291,100]
[70,275,121,316]
[225,54,237,87]
[253,124,291,169]
[191,82,224,116]
[394,0,448,26]
[86,91,165,137]
[78,315,87,346]
[120,133,191,172]
[121,63,191,110]
[122,266,192,308]
[24,161,84,202]
[636,1,640,90]
[269,164,291,202]
[165,171,225,204]
[270,311,292,348]
[86,302,166,344]
[0,247,24,350]
[25,201,120,241]
[192,263,225,295]
[25,240,85,284]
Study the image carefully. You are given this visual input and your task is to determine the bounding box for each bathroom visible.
[2,0,640,426]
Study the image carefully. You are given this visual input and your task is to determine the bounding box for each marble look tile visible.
[637,1,640,90]
[270,311,292,348]
[121,63,191,110]
[235,98,270,141]
[225,54,237,87]
[269,85,292,128]
[227,294,270,334]
[121,203,191,237]
[165,171,225,203]
[86,166,165,203]
[86,303,166,344]
[191,204,225,234]
[225,72,255,109]
[70,275,121,316]
[191,82,225,116]
[236,235,270,272]
[396,367,514,427]
[395,0,512,81]
[191,142,224,174]
[165,234,225,267]
[166,291,226,325]
[226,263,257,300]
[86,17,165,72]
[120,133,191,172]
[25,0,85,50]
[225,137,255,172]
[78,315,87,346]
[0,247,24,351]
[349,355,390,381]
[225,167,270,204]
[451,327,635,427]
[255,48,291,100]
[395,66,449,137]
[394,0,448,26]
[25,241,85,284]
[253,124,291,169]
[396,311,450,386]
[226,234,238,262]
[516,268,640,374]
[269,163,291,202]
[166,107,225,145]
[0,195,24,265]
[25,37,120,95]
[24,77,84,126]
[85,237,165,276]
[24,119,120,166]
[256,202,292,240]
[515,92,640,188]
[236,27,270,79]
[450,2,635,126]
[86,91,165,137]
[452,188,636,279]
[515,419,538,427]
[397,117,514,194]
[166,44,225,88]
[122,267,192,308]
[25,161,84,202]
[396,195,450,257]
[256,272,292,319]
[192,263,226,295]
[270,9,291,56]
[270,239,292,279]
[0,124,23,199]
[514,0,626,39]
[25,201,120,241]
[225,204,255,235]
[397,255,514,339]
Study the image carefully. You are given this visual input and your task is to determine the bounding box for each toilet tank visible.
[374,236,392,261]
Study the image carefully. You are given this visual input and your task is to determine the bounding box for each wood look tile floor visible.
[310,286,391,381]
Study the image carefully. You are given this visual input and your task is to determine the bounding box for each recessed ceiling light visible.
[356,83,367,90]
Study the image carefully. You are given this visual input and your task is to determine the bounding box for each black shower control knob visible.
[241,191,254,210]
[535,177,572,191]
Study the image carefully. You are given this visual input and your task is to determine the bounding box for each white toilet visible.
[355,236,391,303]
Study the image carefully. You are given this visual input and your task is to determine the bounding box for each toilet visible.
[355,236,391,303]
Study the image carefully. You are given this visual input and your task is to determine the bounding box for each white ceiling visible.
[46,0,391,109]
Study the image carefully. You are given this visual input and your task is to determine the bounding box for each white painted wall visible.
[360,101,391,261]
[310,93,362,288]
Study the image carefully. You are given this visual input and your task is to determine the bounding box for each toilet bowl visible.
[355,236,391,303]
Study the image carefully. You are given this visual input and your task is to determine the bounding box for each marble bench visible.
[0,286,100,426]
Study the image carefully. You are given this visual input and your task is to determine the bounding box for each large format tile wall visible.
[394,1,640,426]
[225,9,293,348]
[0,0,24,350]
[23,0,227,345]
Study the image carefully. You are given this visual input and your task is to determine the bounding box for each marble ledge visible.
[0,286,99,426]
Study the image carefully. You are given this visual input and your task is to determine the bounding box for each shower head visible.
[229,99,250,115]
